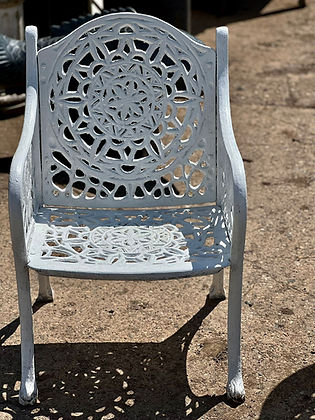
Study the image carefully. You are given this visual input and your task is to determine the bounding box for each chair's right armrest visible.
[9,26,39,261]
[216,27,247,264]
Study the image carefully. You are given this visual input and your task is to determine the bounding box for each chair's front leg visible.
[226,262,245,403]
[209,270,226,299]
[37,274,54,302]
[15,263,38,405]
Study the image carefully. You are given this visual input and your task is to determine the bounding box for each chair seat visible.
[28,205,231,280]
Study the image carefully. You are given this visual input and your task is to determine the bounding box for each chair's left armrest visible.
[9,85,38,261]
[216,27,247,263]
[9,26,39,262]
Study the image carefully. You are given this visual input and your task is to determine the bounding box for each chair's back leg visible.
[37,274,54,302]
[209,270,226,300]
[15,262,38,405]
[226,262,245,403]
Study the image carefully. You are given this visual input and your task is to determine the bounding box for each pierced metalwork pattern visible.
[29,205,230,276]
[42,224,189,265]
[89,62,165,141]
[38,13,216,207]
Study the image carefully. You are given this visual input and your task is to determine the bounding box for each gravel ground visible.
[0,0,314,418]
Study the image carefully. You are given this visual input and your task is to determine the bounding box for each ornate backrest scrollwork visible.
[38,13,216,208]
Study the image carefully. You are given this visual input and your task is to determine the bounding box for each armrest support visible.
[216,27,247,263]
[9,26,39,261]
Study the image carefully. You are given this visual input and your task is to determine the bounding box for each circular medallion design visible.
[89,225,182,255]
[89,63,165,138]
[46,15,212,202]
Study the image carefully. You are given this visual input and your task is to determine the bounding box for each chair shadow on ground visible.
[0,157,12,173]
[259,364,315,420]
[192,0,306,34]
[0,296,231,419]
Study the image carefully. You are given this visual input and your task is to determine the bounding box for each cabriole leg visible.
[15,263,38,405]
[37,274,54,302]
[226,263,245,403]
[209,270,226,300]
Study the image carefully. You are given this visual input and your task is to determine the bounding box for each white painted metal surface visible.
[9,14,247,406]
[28,205,230,279]
[38,13,216,207]
[217,26,247,403]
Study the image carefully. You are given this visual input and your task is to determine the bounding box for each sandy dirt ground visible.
[0,0,314,418]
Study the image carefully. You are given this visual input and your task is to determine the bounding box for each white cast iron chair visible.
[9,13,247,406]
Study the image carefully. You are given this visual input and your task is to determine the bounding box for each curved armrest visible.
[9,26,38,261]
[216,27,247,263]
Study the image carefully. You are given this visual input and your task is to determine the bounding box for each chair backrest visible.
[37,13,216,208]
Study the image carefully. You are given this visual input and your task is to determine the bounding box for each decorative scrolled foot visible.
[19,382,38,406]
[226,376,245,404]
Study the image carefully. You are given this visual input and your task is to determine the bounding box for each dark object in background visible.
[193,0,240,16]
[0,1,191,95]
[0,34,64,94]
[23,0,91,37]
[0,35,26,94]
[0,7,136,94]
[50,6,136,36]
[23,0,190,35]
[107,0,191,31]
